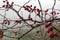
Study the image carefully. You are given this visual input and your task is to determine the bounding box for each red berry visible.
[31,6,36,12]
[45,22,51,28]
[45,24,50,28]
[37,9,40,12]
[10,2,14,7]
[34,6,36,9]
[28,15,32,20]
[2,5,5,7]
[5,4,9,8]
[2,20,10,25]
[36,30,39,33]
[30,25,33,29]
[27,10,31,12]
[3,1,5,3]
[26,5,31,8]
[50,11,56,15]
[5,0,7,1]
[23,6,31,12]
[7,1,9,5]
[12,2,14,4]
[49,32,54,38]
[57,12,59,14]
[15,20,21,24]
[54,33,58,37]
[0,29,3,38]
[45,9,48,12]
[25,7,28,10]
[37,13,40,17]
[31,9,35,12]
[47,27,53,33]
[25,5,32,11]
[28,18,32,20]
[34,21,37,24]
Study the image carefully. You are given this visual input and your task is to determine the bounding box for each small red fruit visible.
[26,5,31,8]
[30,25,33,29]
[45,22,51,28]
[0,29,3,38]
[6,4,9,8]
[37,13,40,17]
[31,6,36,12]
[36,30,39,33]
[5,0,7,1]
[57,12,59,14]
[45,9,48,12]
[34,6,36,9]
[54,33,58,37]
[28,15,32,20]
[37,9,40,12]
[11,2,14,6]
[2,20,10,25]
[34,21,37,24]
[3,1,5,3]
[2,5,5,7]
[7,1,9,5]
[49,32,54,38]
[15,20,21,24]
[47,27,53,33]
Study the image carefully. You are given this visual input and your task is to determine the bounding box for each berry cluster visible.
[2,19,10,25]
[2,0,14,8]
[23,5,42,17]
[45,22,58,38]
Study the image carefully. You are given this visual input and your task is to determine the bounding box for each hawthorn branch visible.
[17,23,44,40]
[38,0,43,21]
